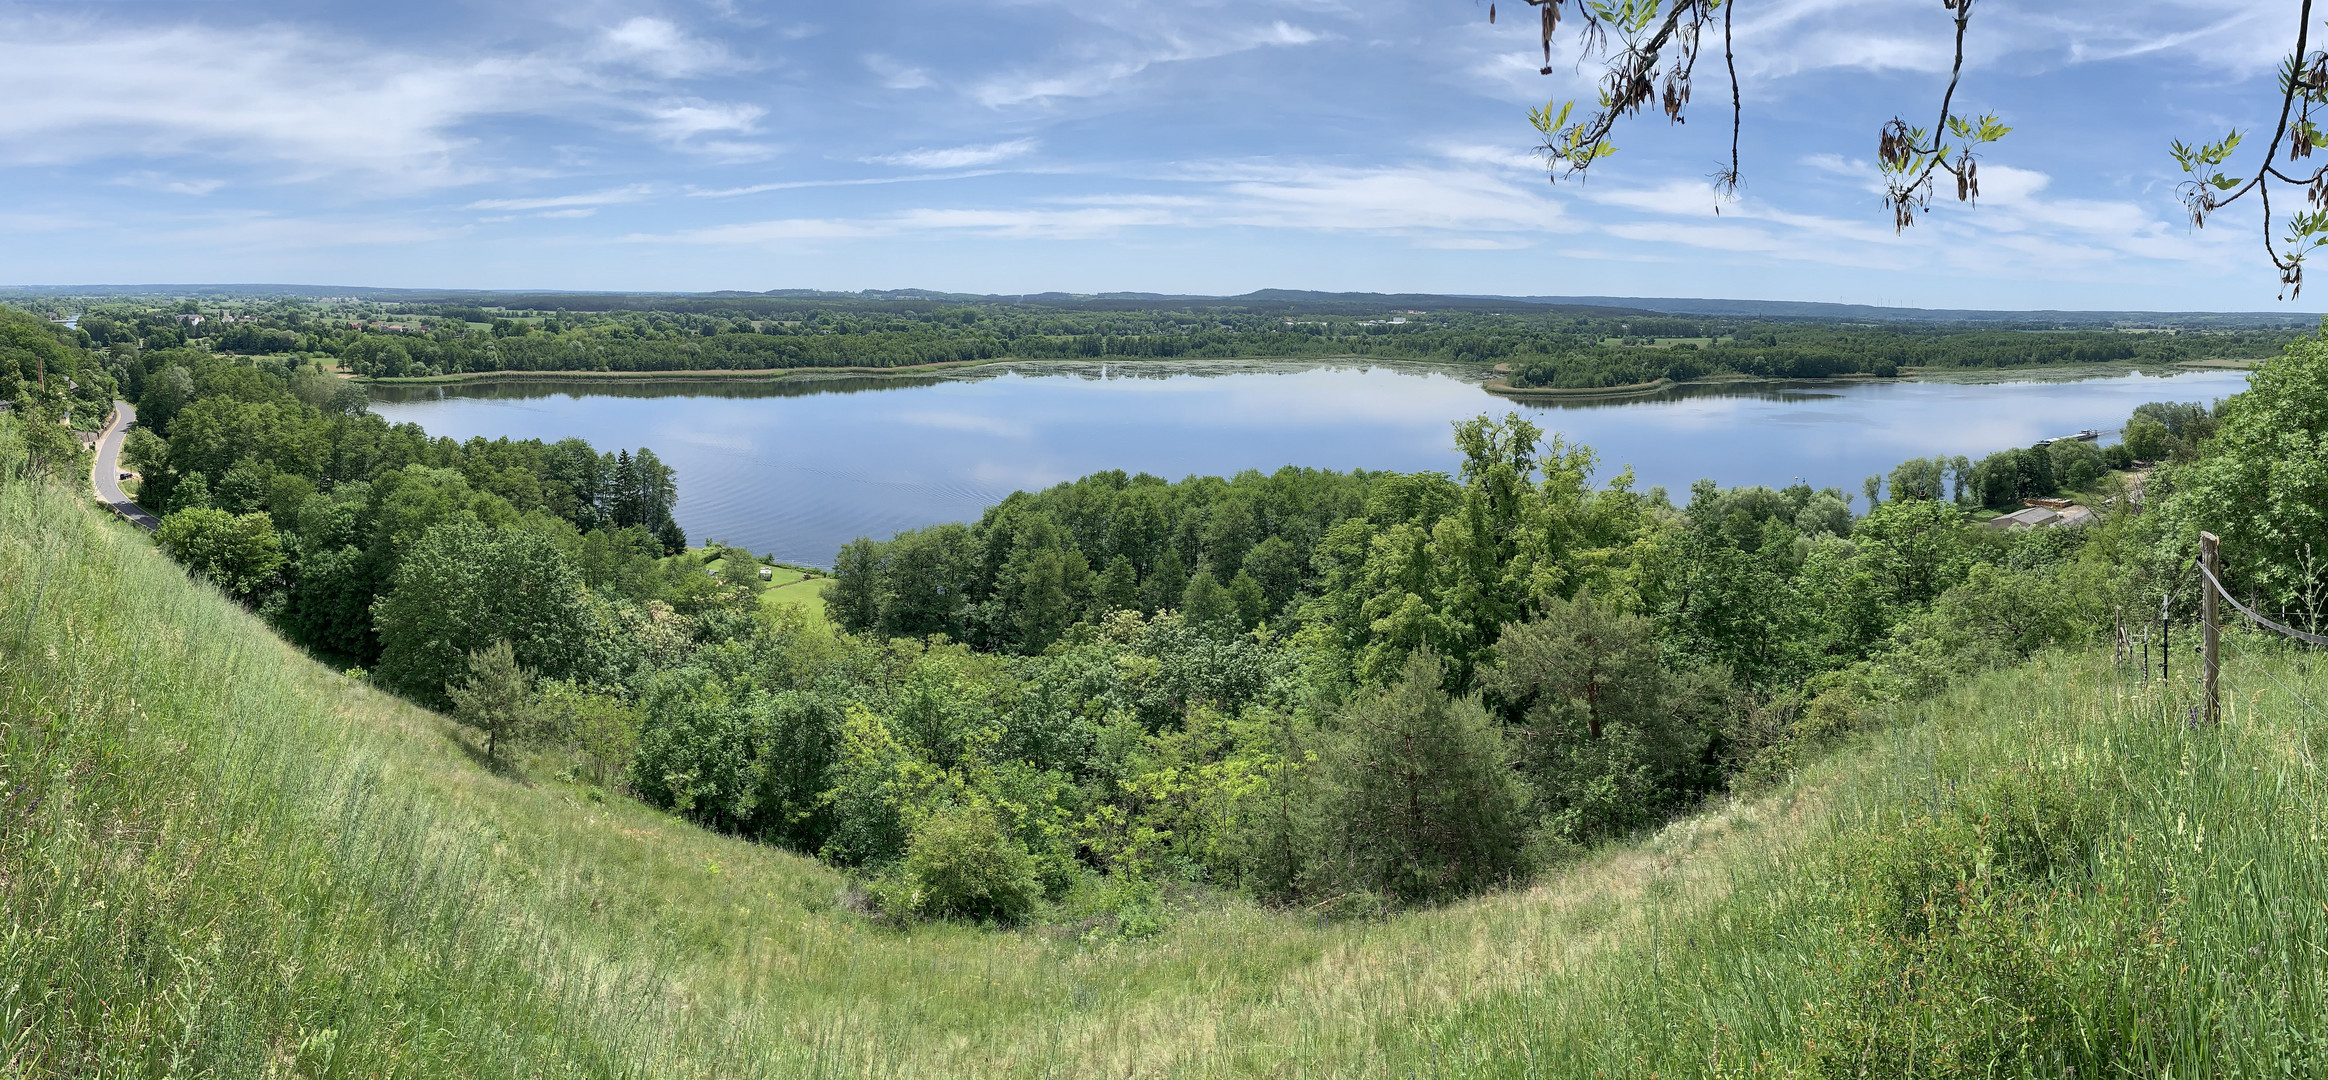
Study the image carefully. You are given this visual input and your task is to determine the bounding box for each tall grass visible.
[4,421,2324,1076]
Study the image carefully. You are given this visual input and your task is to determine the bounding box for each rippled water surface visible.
[369,361,2252,567]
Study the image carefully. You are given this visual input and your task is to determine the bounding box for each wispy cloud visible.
[866,139,1038,170]
[685,172,1005,198]
[464,185,655,211]
[638,156,1571,246]
[643,204,1177,244]
[597,16,735,79]
[114,172,225,197]
[864,52,935,90]
[970,18,1328,107]
[0,13,763,189]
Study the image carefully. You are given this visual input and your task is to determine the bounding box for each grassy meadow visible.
[5,435,2327,1075]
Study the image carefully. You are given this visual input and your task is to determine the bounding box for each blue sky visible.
[0,0,2307,310]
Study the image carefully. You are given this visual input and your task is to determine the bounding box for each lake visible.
[369,361,2253,567]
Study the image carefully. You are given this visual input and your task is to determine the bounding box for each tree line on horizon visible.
[30,295,2298,386]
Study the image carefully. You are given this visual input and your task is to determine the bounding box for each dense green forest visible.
[0,308,122,461]
[19,292,2297,387]
[93,336,689,677]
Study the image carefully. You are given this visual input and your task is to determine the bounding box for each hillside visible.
[6,418,2326,1075]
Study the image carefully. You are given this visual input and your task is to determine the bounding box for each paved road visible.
[92,400,160,531]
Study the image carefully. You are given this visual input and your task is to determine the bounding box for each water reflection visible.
[368,361,2253,567]
[368,373,951,403]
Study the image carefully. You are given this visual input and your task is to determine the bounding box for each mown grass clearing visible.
[759,574,832,622]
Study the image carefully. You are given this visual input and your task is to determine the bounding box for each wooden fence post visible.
[2202,531,2222,726]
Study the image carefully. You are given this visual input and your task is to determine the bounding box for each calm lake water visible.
[369,361,2254,567]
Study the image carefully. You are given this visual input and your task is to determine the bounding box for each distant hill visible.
[1500,294,2324,328]
[3,283,2320,327]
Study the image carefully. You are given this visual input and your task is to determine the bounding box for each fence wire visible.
[2196,559,2328,646]
[2214,630,2328,730]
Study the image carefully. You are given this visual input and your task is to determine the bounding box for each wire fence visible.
[2214,630,2328,729]
[2182,537,2328,729]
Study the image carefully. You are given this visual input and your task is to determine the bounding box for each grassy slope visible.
[760,575,833,622]
[6,455,2327,1076]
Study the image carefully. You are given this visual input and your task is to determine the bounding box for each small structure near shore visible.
[1987,502,2096,531]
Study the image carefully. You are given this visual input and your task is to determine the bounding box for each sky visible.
[0,0,2311,311]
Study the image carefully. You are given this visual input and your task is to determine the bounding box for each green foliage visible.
[1800,764,2116,1077]
[1486,595,1728,842]
[372,520,591,708]
[446,639,538,770]
[1307,650,1528,905]
[2153,337,2328,616]
[138,364,194,433]
[2122,413,2171,461]
[534,678,639,787]
[156,506,285,603]
[631,669,845,853]
[891,804,1044,924]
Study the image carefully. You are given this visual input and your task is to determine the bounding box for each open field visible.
[6,422,2326,1074]
[759,574,833,623]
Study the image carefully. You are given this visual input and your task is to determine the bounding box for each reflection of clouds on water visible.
[967,459,1074,492]
[371,363,2255,566]
[662,429,759,453]
[887,409,1034,440]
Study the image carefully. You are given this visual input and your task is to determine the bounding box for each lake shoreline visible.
[359,353,2263,393]
[370,362,2255,568]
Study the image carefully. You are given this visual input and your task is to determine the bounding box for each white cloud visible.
[866,139,1038,170]
[0,14,764,190]
[1566,155,2244,279]
[970,18,1328,107]
[1187,161,1573,234]
[684,172,1006,198]
[647,205,1176,245]
[163,212,464,251]
[465,184,655,211]
[114,172,224,197]
[643,101,764,140]
[865,53,935,90]
[598,17,732,79]
[638,158,1572,247]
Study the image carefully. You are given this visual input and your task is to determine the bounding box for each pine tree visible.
[446,639,537,771]
[1310,649,1527,904]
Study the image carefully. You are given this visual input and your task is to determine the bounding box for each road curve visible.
[92,400,160,532]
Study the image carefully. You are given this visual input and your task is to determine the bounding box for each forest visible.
[77,328,690,686]
[19,291,2298,387]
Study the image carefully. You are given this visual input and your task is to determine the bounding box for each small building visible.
[1987,503,2096,530]
[759,566,774,580]
[1987,506,2061,530]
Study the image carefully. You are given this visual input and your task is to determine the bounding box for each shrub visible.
[1308,649,1528,904]
[156,506,285,603]
[1799,766,2127,1078]
[896,804,1043,924]
[445,640,537,770]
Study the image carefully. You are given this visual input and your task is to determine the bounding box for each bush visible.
[895,804,1043,924]
[445,640,537,770]
[1308,649,1529,904]
[156,506,285,603]
[535,679,639,788]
